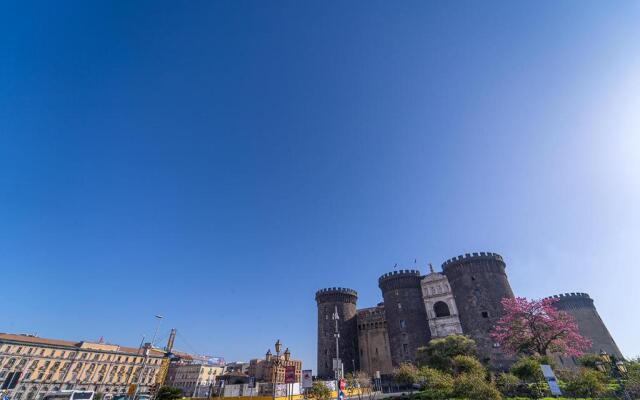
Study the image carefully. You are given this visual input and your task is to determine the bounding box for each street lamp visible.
[271,340,284,400]
[151,315,164,347]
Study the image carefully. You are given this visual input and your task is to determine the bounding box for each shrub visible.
[453,373,502,400]
[308,381,332,400]
[527,381,551,399]
[510,356,544,382]
[495,372,521,397]
[415,335,477,372]
[451,355,485,377]
[577,353,605,370]
[562,367,608,398]
[624,362,640,399]
[416,367,454,400]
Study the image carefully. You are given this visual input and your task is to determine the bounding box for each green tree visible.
[156,386,182,400]
[415,335,477,373]
[416,367,454,400]
[563,368,608,398]
[307,382,332,400]
[394,363,419,389]
[345,373,358,391]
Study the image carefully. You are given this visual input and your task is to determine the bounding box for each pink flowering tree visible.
[491,297,591,357]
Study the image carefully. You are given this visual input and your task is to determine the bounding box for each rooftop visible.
[0,333,165,357]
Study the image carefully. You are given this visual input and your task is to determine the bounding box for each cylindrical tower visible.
[378,270,431,366]
[546,292,622,364]
[316,287,359,378]
[442,252,514,368]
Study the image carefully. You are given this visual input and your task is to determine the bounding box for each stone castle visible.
[316,251,622,378]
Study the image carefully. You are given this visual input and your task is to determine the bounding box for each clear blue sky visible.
[1,1,639,370]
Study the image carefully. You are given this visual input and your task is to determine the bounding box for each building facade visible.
[248,349,301,383]
[317,251,623,373]
[0,333,165,400]
[165,363,225,397]
[223,362,249,375]
[420,266,462,339]
[356,305,393,377]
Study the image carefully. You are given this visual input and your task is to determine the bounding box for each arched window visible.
[434,301,450,317]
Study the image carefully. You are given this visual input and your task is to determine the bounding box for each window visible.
[402,344,408,354]
[397,303,402,310]
[434,301,451,317]
[399,320,406,329]
[481,311,489,318]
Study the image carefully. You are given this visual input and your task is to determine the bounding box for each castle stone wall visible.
[378,270,431,366]
[316,288,359,378]
[547,292,622,365]
[442,252,514,369]
[357,305,394,377]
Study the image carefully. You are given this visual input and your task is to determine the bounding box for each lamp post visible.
[135,315,163,400]
[151,315,164,347]
[271,340,284,400]
[332,306,342,381]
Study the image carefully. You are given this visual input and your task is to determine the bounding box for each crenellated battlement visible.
[378,269,421,285]
[544,292,591,300]
[441,252,504,268]
[544,292,594,311]
[315,287,358,303]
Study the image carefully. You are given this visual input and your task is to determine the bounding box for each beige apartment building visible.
[165,362,225,397]
[0,333,166,400]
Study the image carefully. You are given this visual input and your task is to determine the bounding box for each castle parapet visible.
[441,252,504,269]
[315,287,358,304]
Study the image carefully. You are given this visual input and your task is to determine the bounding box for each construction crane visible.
[151,328,177,398]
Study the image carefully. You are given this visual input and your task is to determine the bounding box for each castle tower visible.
[545,292,623,366]
[378,270,431,366]
[442,252,514,368]
[316,287,359,378]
